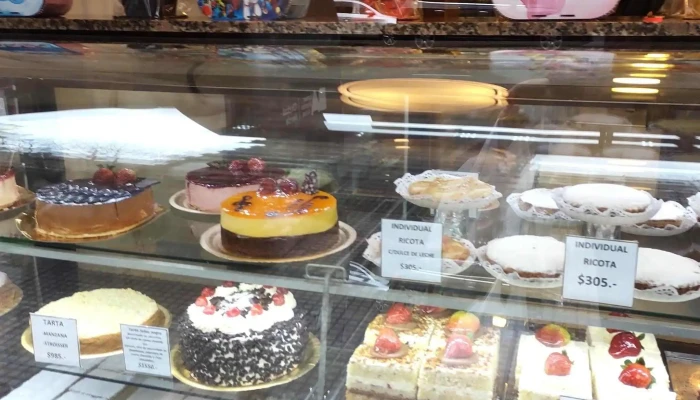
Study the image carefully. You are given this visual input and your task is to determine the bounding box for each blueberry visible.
[74,195,86,204]
[57,183,68,189]
[250,297,260,304]
[87,196,97,203]
[98,196,109,203]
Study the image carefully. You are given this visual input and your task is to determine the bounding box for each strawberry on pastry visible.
[535,324,571,347]
[115,168,136,185]
[619,358,655,389]
[374,327,403,355]
[386,303,413,325]
[544,351,572,376]
[608,332,645,359]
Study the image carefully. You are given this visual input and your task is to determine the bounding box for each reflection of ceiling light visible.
[613,77,660,85]
[630,73,666,78]
[395,145,410,149]
[531,155,700,181]
[612,140,676,148]
[644,53,670,60]
[613,132,679,140]
[611,87,659,94]
[394,138,409,143]
[631,63,673,70]
[337,79,508,114]
[492,316,507,328]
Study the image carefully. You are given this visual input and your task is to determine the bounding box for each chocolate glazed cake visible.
[220,171,340,258]
[179,283,309,387]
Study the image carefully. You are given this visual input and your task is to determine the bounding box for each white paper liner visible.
[475,246,562,289]
[394,170,502,211]
[634,286,700,303]
[506,191,578,224]
[362,232,476,276]
[621,203,697,237]
[551,187,662,226]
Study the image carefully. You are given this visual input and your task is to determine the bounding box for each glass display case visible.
[0,38,700,400]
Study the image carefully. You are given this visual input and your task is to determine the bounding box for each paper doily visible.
[551,187,662,226]
[634,286,700,303]
[621,202,697,237]
[362,232,476,276]
[475,246,562,289]
[506,191,578,224]
[394,171,502,212]
[687,193,700,221]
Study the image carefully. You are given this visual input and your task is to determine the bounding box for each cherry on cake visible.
[518,188,559,214]
[484,235,565,279]
[561,183,652,213]
[347,327,423,400]
[220,171,339,258]
[34,288,164,354]
[35,167,159,238]
[185,158,285,213]
[418,314,500,400]
[179,283,308,387]
[0,169,19,209]
[635,248,700,295]
[364,303,434,350]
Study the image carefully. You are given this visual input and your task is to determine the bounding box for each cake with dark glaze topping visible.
[220,171,339,258]
[186,158,285,213]
[35,166,159,238]
[179,283,308,387]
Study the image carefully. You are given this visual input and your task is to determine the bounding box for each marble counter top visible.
[0,16,695,36]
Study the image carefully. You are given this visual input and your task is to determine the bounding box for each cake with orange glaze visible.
[220,171,339,258]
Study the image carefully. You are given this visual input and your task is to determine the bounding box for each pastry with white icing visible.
[635,248,700,295]
[179,283,308,387]
[484,235,565,278]
[639,201,685,228]
[562,184,652,213]
[518,188,559,215]
[34,288,163,354]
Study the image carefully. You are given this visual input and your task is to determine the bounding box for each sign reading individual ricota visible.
[380,219,443,283]
[30,314,81,368]
[562,236,638,307]
[120,324,172,377]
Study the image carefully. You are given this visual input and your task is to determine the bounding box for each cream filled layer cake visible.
[179,283,308,387]
[364,303,434,350]
[484,235,565,278]
[418,326,500,400]
[0,169,19,209]
[220,171,339,258]
[34,288,163,354]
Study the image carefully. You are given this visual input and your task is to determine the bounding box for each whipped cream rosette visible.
[506,189,578,224]
[622,201,697,237]
[394,170,501,212]
[552,184,662,226]
[362,232,476,276]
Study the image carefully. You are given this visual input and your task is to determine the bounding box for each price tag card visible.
[380,219,443,283]
[562,236,638,307]
[30,314,81,368]
[120,324,172,377]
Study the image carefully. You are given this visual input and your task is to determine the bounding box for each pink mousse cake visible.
[185,158,285,213]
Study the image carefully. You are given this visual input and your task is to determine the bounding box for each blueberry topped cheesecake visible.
[34,166,159,238]
[179,282,309,387]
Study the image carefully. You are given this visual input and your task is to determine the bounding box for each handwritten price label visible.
[30,314,81,368]
[380,219,443,283]
[121,324,171,377]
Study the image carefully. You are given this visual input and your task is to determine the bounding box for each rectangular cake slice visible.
[417,327,500,400]
[346,344,423,400]
[364,313,433,350]
[587,326,660,353]
[589,346,676,400]
[517,339,592,400]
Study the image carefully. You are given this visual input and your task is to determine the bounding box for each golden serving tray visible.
[171,333,320,392]
[21,304,172,360]
[200,221,357,264]
[15,204,166,243]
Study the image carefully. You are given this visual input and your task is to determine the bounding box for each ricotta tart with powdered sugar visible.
[635,248,700,295]
[179,283,308,387]
[484,235,565,279]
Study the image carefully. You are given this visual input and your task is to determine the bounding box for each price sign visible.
[381,219,443,283]
[121,324,172,377]
[562,236,638,307]
[30,314,81,368]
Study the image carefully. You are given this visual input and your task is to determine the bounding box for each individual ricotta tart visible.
[0,168,20,209]
[636,201,686,228]
[220,171,339,258]
[34,167,159,239]
[179,283,308,387]
[635,248,700,295]
[418,315,500,400]
[517,188,559,215]
[364,303,434,350]
[484,235,565,279]
[347,327,423,400]
[589,346,676,400]
[517,333,592,400]
[407,175,496,202]
[34,288,163,354]
[185,158,285,213]
[561,183,652,213]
